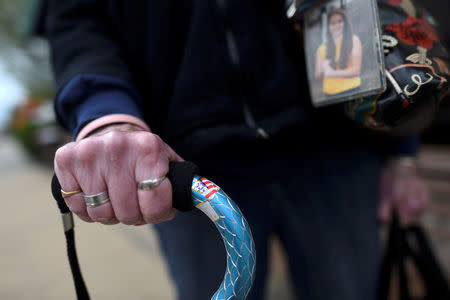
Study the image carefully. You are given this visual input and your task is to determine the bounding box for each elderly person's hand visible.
[378,156,429,225]
[54,123,183,225]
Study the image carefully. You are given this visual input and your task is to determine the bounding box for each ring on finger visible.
[138,176,167,190]
[61,189,82,199]
[84,191,110,208]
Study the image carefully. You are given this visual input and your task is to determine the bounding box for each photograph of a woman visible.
[315,8,362,96]
[304,0,385,107]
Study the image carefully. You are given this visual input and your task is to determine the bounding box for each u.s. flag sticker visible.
[192,177,219,199]
[200,178,219,198]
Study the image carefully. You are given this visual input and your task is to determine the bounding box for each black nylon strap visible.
[65,229,90,300]
[51,161,198,299]
[51,174,90,300]
[51,174,70,214]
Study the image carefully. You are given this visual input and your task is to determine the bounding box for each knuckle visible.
[104,131,126,161]
[136,133,161,155]
[75,139,102,164]
[54,144,75,170]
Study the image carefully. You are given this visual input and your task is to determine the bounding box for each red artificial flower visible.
[388,0,403,6]
[385,15,439,49]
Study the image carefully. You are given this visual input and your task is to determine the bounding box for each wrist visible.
[87,123,149,138]
[386,155,418,176]
[76,114,150,141]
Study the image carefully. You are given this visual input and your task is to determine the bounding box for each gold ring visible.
[61,189,82,199]
[138,176,167,190]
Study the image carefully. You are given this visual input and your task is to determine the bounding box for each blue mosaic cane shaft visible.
[191,175,256,300]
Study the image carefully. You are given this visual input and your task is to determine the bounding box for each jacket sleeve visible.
[387,135,421,157]
[45,0,145,137]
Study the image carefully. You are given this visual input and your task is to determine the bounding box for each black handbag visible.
[379,213,450,300]
[343,0,450,135]
[289,0,450,135]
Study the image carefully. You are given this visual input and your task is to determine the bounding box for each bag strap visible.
[379,212,450,300]
[406,226,450,299]
[379,213,411,300]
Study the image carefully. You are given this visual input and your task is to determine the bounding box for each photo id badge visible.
[301,0,386,107]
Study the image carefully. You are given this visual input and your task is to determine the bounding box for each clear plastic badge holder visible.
[297,0,386,107]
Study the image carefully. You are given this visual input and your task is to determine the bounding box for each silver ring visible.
[138,176,167,190]
[83,191,110,208]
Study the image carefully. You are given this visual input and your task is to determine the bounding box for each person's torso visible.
[106,0,382,161]
[319,41,361,95]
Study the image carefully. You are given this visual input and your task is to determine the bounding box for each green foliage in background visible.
[0,0,54,100]
[0,0,66,164]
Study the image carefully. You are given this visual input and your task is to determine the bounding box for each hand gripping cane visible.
[51,161,256,300]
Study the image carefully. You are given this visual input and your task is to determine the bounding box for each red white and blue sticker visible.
[192,177,219,199]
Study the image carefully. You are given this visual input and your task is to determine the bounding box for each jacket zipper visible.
[217,0,270,139]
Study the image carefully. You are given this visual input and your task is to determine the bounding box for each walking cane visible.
[51,161,256,300]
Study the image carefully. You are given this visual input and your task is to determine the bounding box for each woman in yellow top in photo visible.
[315,8,362,96]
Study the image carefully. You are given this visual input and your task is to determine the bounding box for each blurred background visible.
[0,0,449,299]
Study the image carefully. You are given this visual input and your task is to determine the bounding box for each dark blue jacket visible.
[45,0,418,163]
